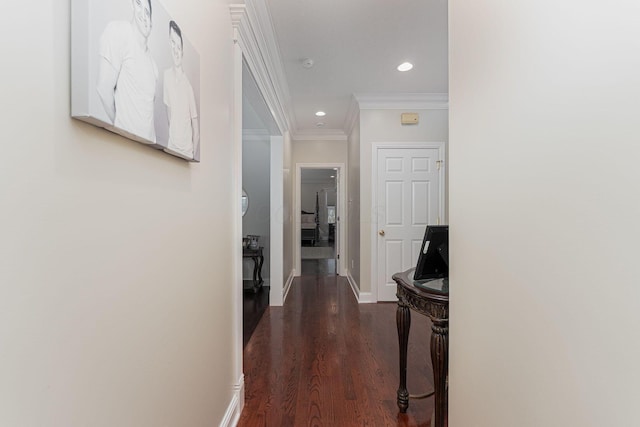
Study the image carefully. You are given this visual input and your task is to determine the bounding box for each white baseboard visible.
[346,270,359,299]
[346,270,376,303]
[219,375,244,427]
[283,269,295,303]
[358,291,376,304]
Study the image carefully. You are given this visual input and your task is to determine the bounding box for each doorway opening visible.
[299,167,339,276]
[241,59,282,346]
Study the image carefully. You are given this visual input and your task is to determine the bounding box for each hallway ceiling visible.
[265,0,448,138]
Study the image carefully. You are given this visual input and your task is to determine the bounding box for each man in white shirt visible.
[163,20,199,160]
[96,0,158,143]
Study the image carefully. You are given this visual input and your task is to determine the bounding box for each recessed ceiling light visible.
[330,175,335,178]
[397,62,413,72]
[302,58,314,68]
[315,111,326,117]
[316,122,325,127]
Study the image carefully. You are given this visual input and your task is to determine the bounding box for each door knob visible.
[379,230,385,236]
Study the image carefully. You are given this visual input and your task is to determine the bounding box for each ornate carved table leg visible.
[257,251,264,286]
[430,318,449,427]
[396,297,411,413]
[251,256,260,293]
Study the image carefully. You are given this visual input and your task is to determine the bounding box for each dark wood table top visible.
[393,268,449,300]
[243,246,263,257]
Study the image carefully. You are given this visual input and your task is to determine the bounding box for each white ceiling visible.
[264,0,449,137]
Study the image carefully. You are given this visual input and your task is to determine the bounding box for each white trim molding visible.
[347,270,375,304]
[283,268,296,303]
[229,2,292,134]
[219,375,244,427]
[346,270,359,300]
[230,35,245,423]
[358,292,375,304]
[269,135,285,306]
[354,93,449,110]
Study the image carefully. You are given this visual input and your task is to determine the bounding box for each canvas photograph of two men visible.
[72,0,201,162]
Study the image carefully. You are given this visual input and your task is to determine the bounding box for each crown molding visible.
[229,4,245,28]
[242,128,271,141]
[292,129,348,142]
[230,2,294,134]
[354,93,449,110]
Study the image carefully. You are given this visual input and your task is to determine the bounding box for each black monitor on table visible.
[414,225,449,280]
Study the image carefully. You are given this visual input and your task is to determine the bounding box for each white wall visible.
[449,1,640,426]
[358,109,448,294]
[243,137,271,280]
[292,140,348,165]
[0,1,237,425]
[347,118,361,288]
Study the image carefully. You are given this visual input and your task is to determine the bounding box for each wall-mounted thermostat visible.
[401,112,419,125]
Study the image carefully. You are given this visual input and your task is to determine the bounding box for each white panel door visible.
[376,147,443,301]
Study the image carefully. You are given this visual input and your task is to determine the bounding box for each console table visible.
[393,268,449,427]
[243,246,264,293]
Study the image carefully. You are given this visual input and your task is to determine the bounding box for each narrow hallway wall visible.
[0,1,238,425]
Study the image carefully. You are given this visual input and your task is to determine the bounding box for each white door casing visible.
[374,144,445,301]
[269,135,284,306]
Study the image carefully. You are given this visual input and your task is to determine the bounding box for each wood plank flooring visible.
[301,258,336,276]
[239,274,437,426]
[243,286,270,348]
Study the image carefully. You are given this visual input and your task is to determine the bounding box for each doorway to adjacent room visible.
[299,167,339,276]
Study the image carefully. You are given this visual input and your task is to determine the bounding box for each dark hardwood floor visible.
[301,258,336,276]
[239,274,437,426]
[243,286,269,348]
[301,240,337,276]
